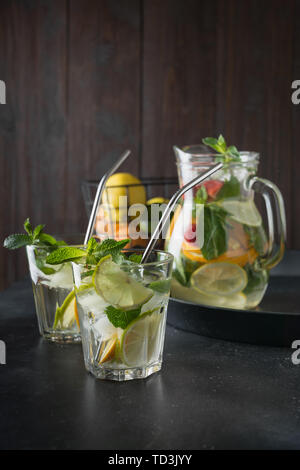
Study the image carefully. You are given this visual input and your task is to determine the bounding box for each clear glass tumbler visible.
[72,250,173,381]
[27,243,84,343]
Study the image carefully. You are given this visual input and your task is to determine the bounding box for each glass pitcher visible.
[165,145,286,310]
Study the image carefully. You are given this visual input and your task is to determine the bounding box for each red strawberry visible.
[204,180,224,198]
[194,179,223,200]
[184,223,197,243]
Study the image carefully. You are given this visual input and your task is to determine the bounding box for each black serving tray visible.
[167,250,300,347]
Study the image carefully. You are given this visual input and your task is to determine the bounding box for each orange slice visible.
[182,239,258,267]
[74,300,80,328]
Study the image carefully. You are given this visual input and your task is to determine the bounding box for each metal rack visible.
[82,177,178,217]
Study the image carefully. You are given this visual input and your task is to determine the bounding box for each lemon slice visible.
[221,292,246,309]
[54,290,80,329]
[120,310,161,367]
[171,279,246,309]
[93,255,153,310]
[191,262,248,296]
[220,199,262,227]
[98,336,118,364]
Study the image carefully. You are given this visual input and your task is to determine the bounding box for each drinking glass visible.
[72,250,173,381]
[27,240,84,343]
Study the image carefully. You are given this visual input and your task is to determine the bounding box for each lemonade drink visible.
[27,245,83,342]
[72,250,173,381]
[167,138,285,310]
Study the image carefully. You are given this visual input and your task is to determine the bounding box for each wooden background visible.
[0,0,299,290]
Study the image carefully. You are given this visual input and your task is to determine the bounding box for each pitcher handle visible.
[247,176,286,269]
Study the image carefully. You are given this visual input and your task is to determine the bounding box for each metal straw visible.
[141,162,223,264]
[84,149,131,245]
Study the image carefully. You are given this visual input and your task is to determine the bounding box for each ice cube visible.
[44,263,74,289]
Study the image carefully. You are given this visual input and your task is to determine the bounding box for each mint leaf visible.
[38,232,60,246]
[87,237,99,254]
[243,224,267,256]
[4,218,64,251]
[243,263,268,296]
[227,145,240,159]
[105,305,141,329]
[201,205,228,260]
[217,134,227,152]
[215,176,240,200]
[85,237,100,265]
[173,257,188,286]
[33,224,45,241]
[195,186,208,204]
[149,279,171,294]
[46,247,86,265]
[81,269,95,279]
[128,253,143,264]
[24,218,33,236]
[35,256,56,275]
[202,135,241,164]
[35,251,53,273]
[3,233,33,250]
[94,238,129,263]
[202,137,219,149]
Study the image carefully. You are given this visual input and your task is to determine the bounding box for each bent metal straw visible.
[141,162,224,264]
[84,149,131,245]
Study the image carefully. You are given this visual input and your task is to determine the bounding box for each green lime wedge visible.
[92,255,153,310]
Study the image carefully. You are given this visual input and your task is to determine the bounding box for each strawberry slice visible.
[194,179,223,200]
[184,223,197,243]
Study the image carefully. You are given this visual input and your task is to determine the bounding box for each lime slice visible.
[54,289,79,329]
[190,262,248,296]
[221,292,247,309]
[220,199,262,227]
[120,309,161,367]
[171,279,246,309]
[93,255,153,310]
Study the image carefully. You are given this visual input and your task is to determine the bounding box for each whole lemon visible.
[102,173,146,209]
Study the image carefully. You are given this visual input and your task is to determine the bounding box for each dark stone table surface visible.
[0,275,300,450]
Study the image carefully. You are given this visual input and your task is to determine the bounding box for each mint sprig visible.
[202,135,241,164]
[105,305,141,329]
[92,238,130,264]
[45,238,131,268]
[3,218,64,250]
